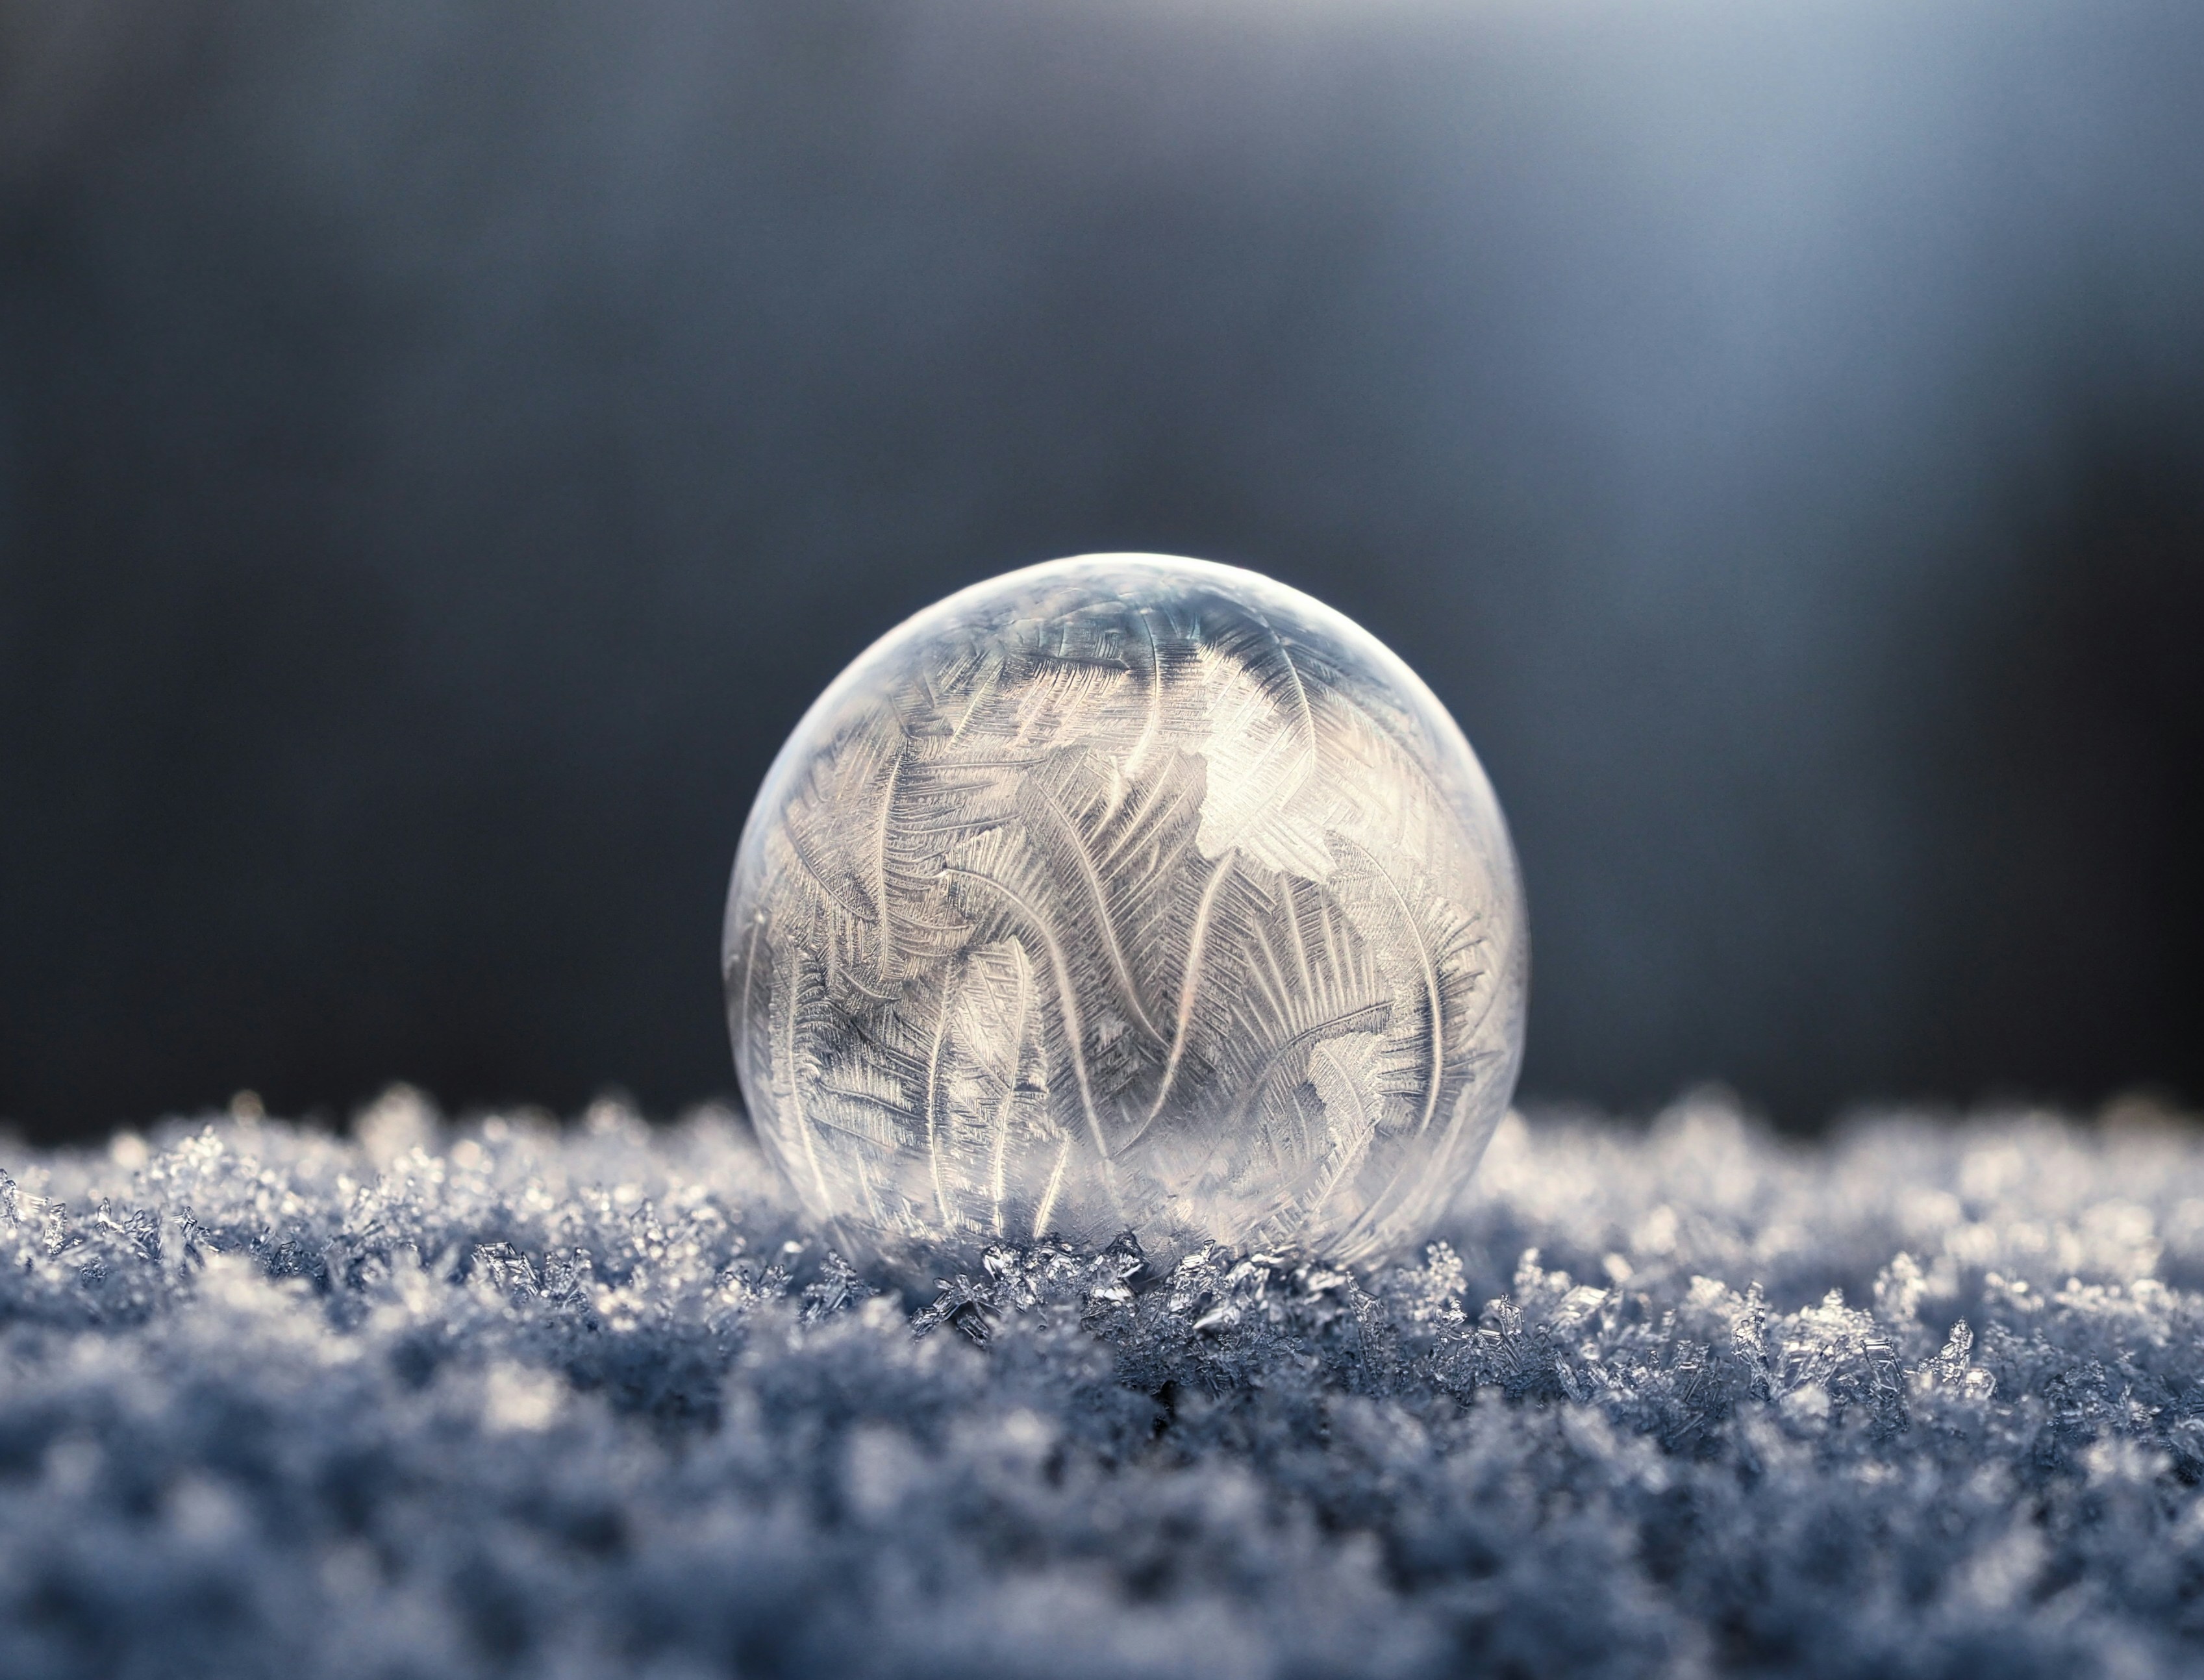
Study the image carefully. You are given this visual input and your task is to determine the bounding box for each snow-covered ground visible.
[5,1088,2203,1678]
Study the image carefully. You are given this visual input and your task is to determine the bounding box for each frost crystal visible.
[723,554,1528,1271]
[7,1091,2204,1676]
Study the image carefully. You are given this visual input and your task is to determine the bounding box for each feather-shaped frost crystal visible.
[724,555,1526,1270]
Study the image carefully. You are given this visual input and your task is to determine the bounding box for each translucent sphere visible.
[724,555,1527,1271]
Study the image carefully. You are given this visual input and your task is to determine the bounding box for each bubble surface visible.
[724,555,1526,1268]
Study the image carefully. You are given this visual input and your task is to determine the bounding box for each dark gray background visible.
[4,0,2201,1142]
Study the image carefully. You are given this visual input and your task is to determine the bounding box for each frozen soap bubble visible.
[724,555,1526,1272]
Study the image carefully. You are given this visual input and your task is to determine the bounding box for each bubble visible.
[724,555,1526,1270]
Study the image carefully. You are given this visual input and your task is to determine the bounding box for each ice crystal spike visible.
[723,555,1527,1271]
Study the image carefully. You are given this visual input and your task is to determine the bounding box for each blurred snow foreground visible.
[6,1092,2204,1677]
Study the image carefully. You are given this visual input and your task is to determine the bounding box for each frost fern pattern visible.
[723,555,1526,1266]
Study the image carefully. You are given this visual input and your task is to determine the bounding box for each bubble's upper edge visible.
[720,550,1527,1016]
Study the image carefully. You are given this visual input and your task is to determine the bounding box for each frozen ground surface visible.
[6,1090,2204,1679]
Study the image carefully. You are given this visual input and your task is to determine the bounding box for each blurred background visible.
[3,0,2200,1144]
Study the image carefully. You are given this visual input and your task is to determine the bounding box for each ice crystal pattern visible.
[724,555,1527,1268]
[12,1091,2204,1679]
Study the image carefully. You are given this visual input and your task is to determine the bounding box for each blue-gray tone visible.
[6,1090,2204,1676]
[3,0,2203,1136]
